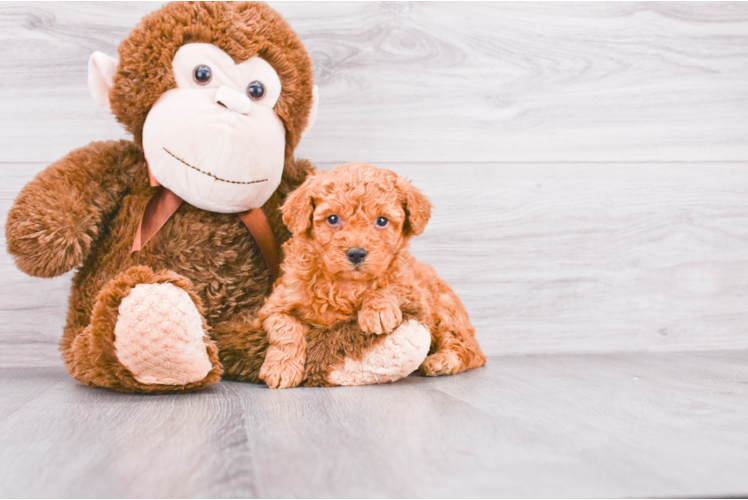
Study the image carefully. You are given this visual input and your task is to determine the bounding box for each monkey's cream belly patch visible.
[113,283,212,385]
[327,320,431,386]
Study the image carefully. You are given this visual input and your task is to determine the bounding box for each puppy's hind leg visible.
[420,282,486,377]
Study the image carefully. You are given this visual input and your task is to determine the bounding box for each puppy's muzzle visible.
[346,247,368,265]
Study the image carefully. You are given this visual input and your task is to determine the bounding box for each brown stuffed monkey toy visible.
[5,1,435,392]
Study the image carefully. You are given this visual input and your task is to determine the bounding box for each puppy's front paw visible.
[259,348,305,389]
[358,304,403,335]
[420,351,464,376]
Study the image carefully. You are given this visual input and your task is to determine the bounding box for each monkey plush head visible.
[88,1,318,213]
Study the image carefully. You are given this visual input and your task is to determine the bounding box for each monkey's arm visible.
[6,140,143,278]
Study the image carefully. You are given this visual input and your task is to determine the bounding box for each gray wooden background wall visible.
[1,2,747,367]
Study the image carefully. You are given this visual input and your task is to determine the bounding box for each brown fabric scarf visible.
[132,173,280,281]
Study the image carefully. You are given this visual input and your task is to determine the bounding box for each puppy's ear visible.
[282,174,317,236]
[396,176,432,237]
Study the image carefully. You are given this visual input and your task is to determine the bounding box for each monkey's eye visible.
[326,214,340,226]
[247,81,265,100]
[375,217,389,228]
[193,65,212,85]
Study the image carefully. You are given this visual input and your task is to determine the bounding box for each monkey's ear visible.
[282,174,318,236]
[301,85,319,138]
[397,177,432,237]
[88,52,118,113]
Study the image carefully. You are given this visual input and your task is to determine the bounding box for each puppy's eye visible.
[247,81,265,100]
[375,216,389,228]
[193,65,212,85]
[326,214,340,226]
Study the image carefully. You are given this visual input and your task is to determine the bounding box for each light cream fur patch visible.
[114,283,212,385]
[327,320,431,386]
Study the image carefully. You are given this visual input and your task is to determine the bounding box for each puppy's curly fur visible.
[258,163,486,389]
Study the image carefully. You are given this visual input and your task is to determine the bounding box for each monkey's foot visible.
[327,320,431,386]
[64,266,221,393]
[114,282,214,385]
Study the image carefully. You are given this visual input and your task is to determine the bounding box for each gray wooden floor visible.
[2,351,748,498]
[2,2,748,498]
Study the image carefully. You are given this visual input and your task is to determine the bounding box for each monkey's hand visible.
[358,294,403,335]
[6,141,141,278]
[259,313,307,389]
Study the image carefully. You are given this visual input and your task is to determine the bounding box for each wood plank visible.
[391,161,748,356]
[1,351,747,497]
[0,367,62,423]
[2,161,748,366]
[0,165,70,367]
[1,2,747,163]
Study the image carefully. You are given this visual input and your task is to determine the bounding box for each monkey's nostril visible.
[214,86,252,114]
[346,248,368,265]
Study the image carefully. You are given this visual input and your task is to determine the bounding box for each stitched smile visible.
[163,148,268,185]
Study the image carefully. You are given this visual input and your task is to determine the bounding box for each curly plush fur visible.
[111,1,314,156]
[5,2,317,393]
[257,163,486,389]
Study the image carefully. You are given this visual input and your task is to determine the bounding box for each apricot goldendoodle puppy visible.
[258,163,486,389]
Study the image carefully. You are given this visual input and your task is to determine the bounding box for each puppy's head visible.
[282,162,431,280]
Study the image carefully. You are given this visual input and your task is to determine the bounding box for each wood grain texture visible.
[3,161,748,366]
[1,4,747,498]
[0,2,747,163]
[1,351,747,498]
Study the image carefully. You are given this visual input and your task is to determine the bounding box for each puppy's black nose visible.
[346,248,368,265]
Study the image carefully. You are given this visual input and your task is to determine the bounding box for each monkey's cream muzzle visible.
[142,85,285,213]
[141,44,287,213]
